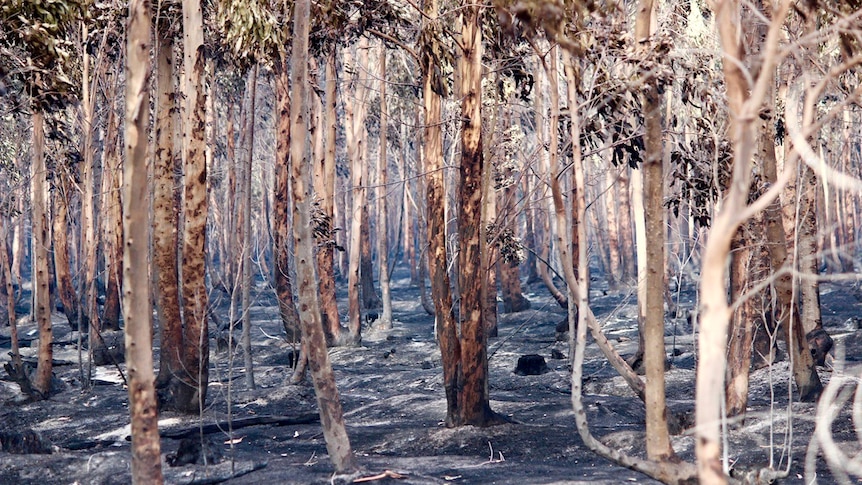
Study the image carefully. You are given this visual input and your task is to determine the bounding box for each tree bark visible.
[153,30,184,390]
[534,57,567,309]
[603,168,622,290]
[31,110,53,397]
[377,45,393,329]
[124,1,164,479]
[177,0,210,413]
[240,64,258,389]
[101,83,123,332]
[636,0,674,460]
[226,103,237,290]
[346,42,367,342]
[78,30,100,383]
[289,0,357,471]
[695,2,800,482]
[616,168,636,281]
[556,49,646,400]
[1,216,25,389]
[274,67,303,344]
[523,168,540,285]
[51,169,79,330]
[315,50,345,343]
[630,165,647,373]
[762,82,822,401]
[457,3,499,426]
[725,220,767,418]
[498,128,529,314]
[421,0,460,425]
[796,166,822,334]
[482,152,498,338]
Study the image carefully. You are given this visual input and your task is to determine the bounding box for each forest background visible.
[2,0,862,483]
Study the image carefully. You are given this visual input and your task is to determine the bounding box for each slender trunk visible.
[377,45,392,328]
[695,3,805,482]
[616,168,636,281]
[78,30,100,382]
[274,67,303,343]
[315,50,343,342]
[12,193,24,301]
[482,150,497,337]
[346,45,362,340]
[630,164,647,372]
[762,81,822,401]
[101,76,123,331]
[457,3,499,426]
[604,168,621,291]
[636,0,674,460]
[403,148,417,286]
[52,172,79,330]
[498,132,529,313]
[153,31,184,390]
[523,169,539,285]
[178,0,210,413]
[360,211,380,309]
[241,64,258,389]
[1,220,25,388]
[124,0,164,478]
[535,56,567,308]
[555,49,645,400]
[422,0,460,425]
[796,166,822,334]
[726,220,767,417]
[289,0,357,470]
[31,111,53,397]
[226,103,237,289]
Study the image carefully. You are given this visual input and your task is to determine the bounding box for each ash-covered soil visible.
[2,268,861,484]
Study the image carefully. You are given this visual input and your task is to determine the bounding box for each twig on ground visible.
[353,470,408,482]
[304,451,318,466]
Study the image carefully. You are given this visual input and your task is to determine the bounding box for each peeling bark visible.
[288,0,357,471]
[124,1,164,479]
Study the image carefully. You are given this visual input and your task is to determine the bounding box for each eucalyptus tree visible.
[455,0,505,426]
[175,0,210,412]
[151,0,208,413]
[420,0,460,425]
[345,37,373,342]
[634,0,674,461]
[376,44,393,329]
[101,68,123,332]
[0,0,87,398]
[152,3,184,392]
[289,0,357,471]
[308,0,412,345]
[124,0,164,481]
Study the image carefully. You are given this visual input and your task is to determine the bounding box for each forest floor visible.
[2,266,862,484]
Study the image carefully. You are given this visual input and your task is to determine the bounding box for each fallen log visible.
[160,413,320,439]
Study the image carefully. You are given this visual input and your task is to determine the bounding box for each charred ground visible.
[1,268,860,484]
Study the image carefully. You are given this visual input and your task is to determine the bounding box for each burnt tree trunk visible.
[274,67,303,343]
[288,0,358,471]
[377,45,392,328]
[636,0,674,460]
[421,0,460,426]
[240,64,258,389]
[51,169,79,330]
[456,3,499,427]
[315,50,345,343]
[153,30,184,391]
[124,1,165,478]
[31,110,53,398]
[176,0,210,413]
[101,73,123,332]
[534,59,567,309]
